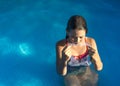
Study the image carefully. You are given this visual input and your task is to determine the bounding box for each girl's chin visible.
[74,43,78,44]
[69,43,80,45]
[68,42,86,46]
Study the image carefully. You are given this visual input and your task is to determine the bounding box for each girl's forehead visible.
[68,29,86,36]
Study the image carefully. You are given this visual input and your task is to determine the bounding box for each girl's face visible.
[67,29,86,44]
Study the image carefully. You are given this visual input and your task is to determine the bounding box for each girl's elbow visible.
[57,70,67,76]
[61,72,67,76]
[97,62,103,71]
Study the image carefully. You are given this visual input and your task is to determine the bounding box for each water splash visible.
[0,37,34,57]
[18,43,33,56]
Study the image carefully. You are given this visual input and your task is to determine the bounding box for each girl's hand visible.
[62,45,72,62]
[88,46,96,57]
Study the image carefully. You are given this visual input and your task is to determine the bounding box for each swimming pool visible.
[0,0,120,86]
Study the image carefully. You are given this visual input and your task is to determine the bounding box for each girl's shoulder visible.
[86,37,96,46]
[56,39,66,47]
[86,37,95,41]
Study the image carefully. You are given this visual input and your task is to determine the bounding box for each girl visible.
[56,15,103,86]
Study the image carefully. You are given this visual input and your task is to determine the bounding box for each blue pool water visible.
[0,0,120,86]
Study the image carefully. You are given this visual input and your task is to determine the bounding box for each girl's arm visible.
[56,42,68,76]
[90,38,103,71]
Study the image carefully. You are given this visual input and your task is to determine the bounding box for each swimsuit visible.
[67,45,91,67]
[66,39,92,73]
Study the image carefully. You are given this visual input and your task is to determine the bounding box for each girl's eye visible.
[79,36,83,38]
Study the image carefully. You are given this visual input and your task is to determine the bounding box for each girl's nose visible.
[74,37,80,43]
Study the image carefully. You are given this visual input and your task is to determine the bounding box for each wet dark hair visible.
[66,15,88,39]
